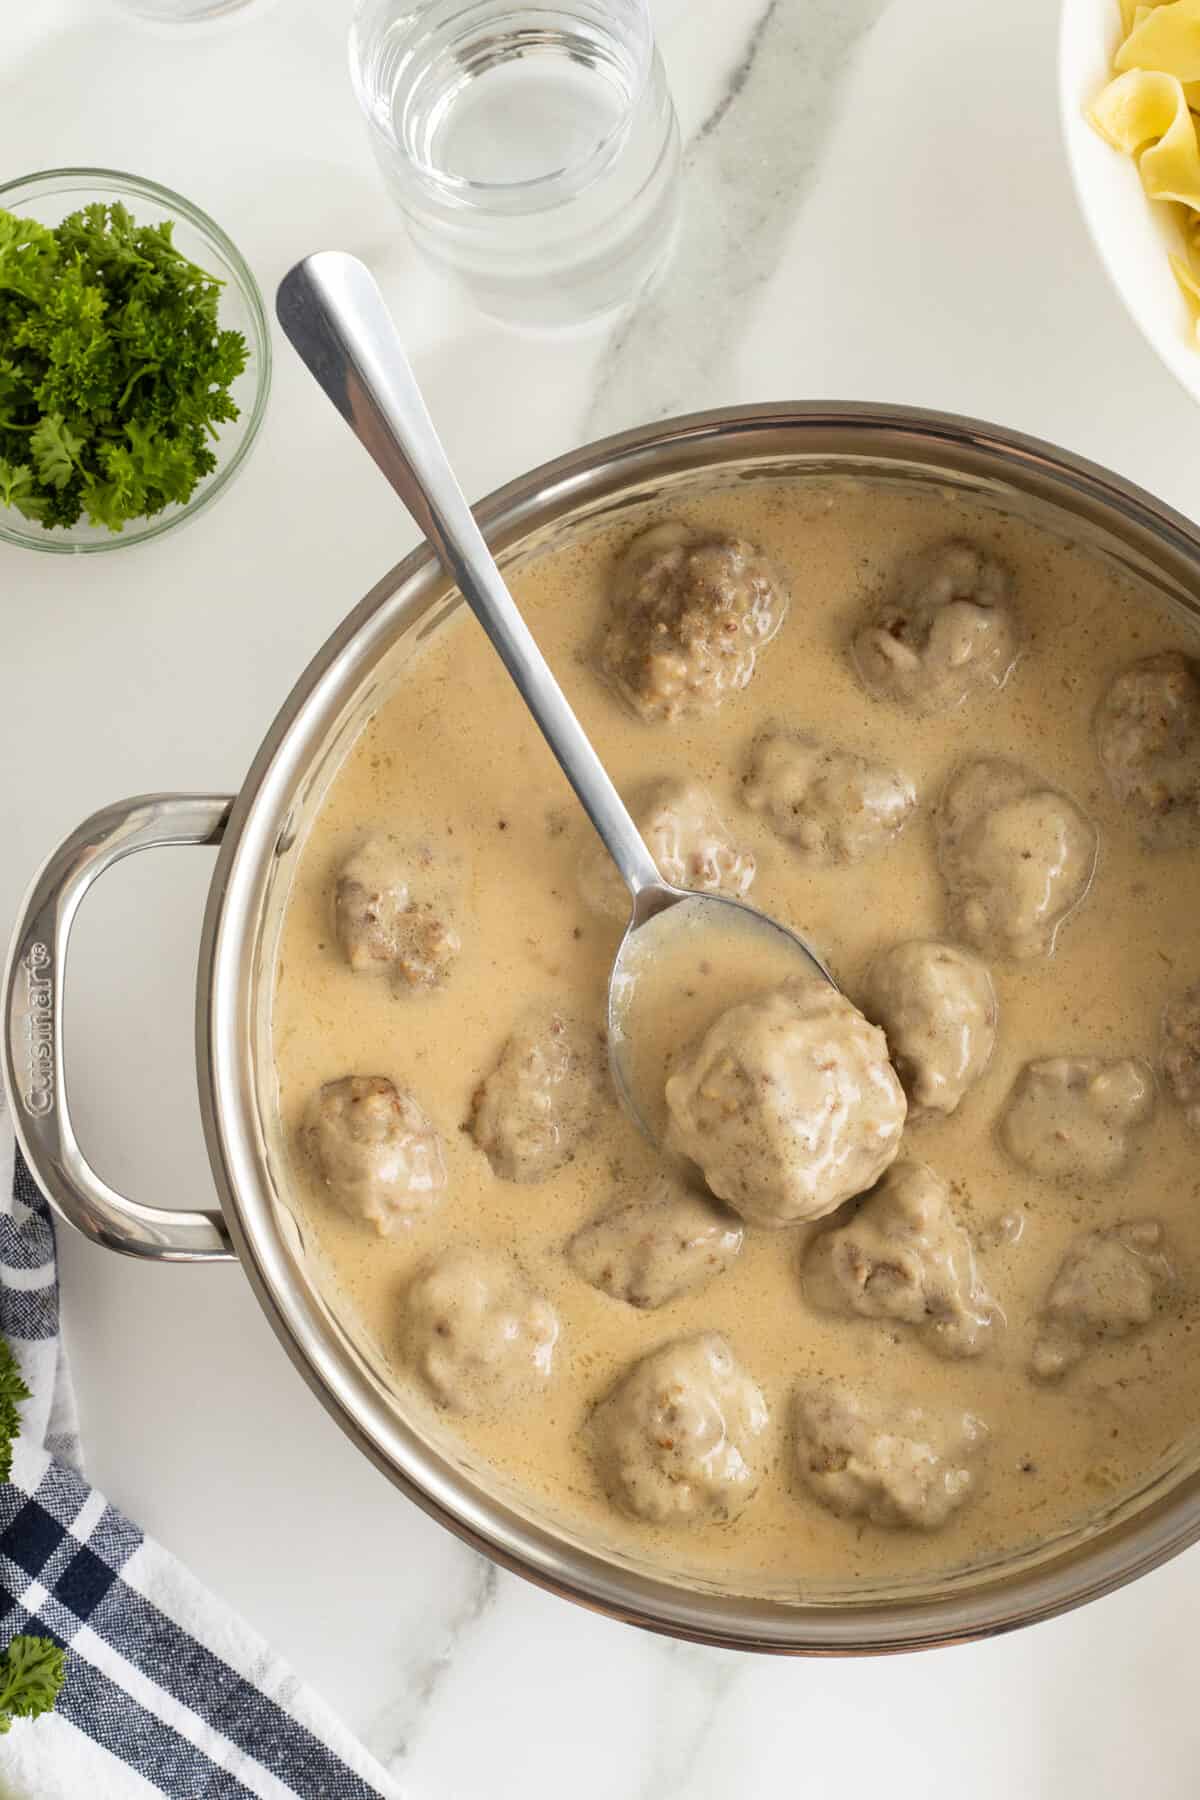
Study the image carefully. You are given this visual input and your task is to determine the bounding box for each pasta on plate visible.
[1090,0,1200,333]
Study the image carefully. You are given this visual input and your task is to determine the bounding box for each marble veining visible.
[694,0,781,146]
[368,1556,498,1767]
[632,1643,746,1800]
[587,0,895,437]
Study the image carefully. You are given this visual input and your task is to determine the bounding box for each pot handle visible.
[4,795,237,1263]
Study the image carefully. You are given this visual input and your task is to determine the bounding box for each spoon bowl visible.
[275,249,837,1136]
[608,885,836,1140]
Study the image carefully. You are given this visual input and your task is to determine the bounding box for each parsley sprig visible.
[0,201,249,532]
[0,1635,66,1733]
[0,1337,65,1732]
[0,1337,29,1486]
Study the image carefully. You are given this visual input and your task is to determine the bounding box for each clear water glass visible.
[349,0,682,327]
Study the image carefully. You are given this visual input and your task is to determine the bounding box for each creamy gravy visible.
[272,478,1200,1593]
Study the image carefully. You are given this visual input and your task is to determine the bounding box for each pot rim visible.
[196,399,1200,1653]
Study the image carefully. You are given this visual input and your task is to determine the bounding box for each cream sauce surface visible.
[272,478,1200,1593]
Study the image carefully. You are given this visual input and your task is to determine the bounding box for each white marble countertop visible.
[5,0,1200,1793]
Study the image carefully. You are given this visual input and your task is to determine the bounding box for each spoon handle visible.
[276,252,662,901]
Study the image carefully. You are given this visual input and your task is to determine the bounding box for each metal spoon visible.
[275,252,835,1134]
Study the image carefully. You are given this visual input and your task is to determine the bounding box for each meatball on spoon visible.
[276,253,835,1134]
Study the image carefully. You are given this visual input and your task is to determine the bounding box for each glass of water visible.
[349,0,682,328]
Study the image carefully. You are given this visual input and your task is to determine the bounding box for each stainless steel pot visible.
[8,403,1200,1653]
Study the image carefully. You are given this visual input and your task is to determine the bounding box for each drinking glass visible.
[349,0,682,327]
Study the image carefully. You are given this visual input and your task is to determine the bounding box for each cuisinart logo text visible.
[20,942,54,1117]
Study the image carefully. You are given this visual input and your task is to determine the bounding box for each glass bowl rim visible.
[0,165,272,556]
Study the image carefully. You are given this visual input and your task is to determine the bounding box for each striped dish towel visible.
[0,1104,402,1800]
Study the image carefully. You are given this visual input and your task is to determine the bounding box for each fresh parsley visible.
[0,1635,66,1733]
[0,201,249,532]
[0,1335,29,1487]
[0,1340,64,1732]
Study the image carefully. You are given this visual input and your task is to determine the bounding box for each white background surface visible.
[4,0,1200,1794]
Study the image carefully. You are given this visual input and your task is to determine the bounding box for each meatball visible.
[792,1383,987,1530]
[567,1176,744,1309]
[334,838,460,987]
[851,539,1019,715]
[471,1007,606,1183]
[303,1075,446,1233]
[802,1160,999,1359]
[597,523,788,723]
[589,1333,769,1525]
[741,729,917,866]
[399,1248,559,1414]
[1163,982,1200,1133]
[935,757,1097,960]
[577,777,756,921]
[998,1057,1156,1183]
[1031,1221,1174,1381]
[1095,651,1200,848]
[861,939,997,1119]
[663,978,907,1228]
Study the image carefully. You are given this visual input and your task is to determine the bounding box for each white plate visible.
[1059,0,1200,405]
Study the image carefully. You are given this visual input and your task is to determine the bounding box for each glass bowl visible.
[0,168,271,554]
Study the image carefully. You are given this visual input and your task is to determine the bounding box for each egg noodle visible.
[1090,0,1200,334]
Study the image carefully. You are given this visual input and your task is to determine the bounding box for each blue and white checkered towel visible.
[0,1102,402,1799]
